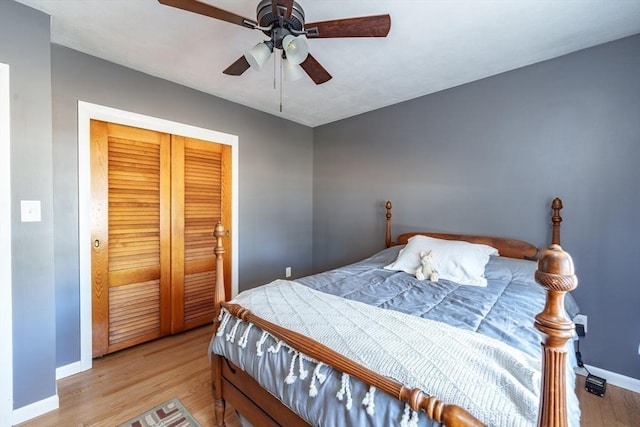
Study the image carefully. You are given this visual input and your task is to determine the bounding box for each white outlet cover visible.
[573,314,588,334]
[20,200,41,222]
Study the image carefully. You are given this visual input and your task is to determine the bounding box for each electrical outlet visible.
[285,267,291,278]
[573,314,587,334]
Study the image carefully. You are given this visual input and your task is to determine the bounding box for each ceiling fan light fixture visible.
[244,41,273,71]
[282,34,309,65]
[282,58,305,81]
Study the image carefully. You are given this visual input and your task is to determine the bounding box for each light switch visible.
[21,200,41,222]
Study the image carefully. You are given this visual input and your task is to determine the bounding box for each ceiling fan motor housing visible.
[257,0,305,39]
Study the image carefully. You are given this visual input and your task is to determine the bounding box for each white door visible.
[0,62,14,427]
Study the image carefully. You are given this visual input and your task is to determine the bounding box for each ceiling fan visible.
[158,0,391,84]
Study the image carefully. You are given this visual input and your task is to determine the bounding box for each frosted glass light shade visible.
[245,42,272,71]
[283,59,305,81]
[282,35,309,65]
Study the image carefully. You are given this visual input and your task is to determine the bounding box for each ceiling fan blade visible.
[272,0,295,19]
[300,54,332,85]
[158,0,258,29]
[305,14,391,38]
[223,56,251,76]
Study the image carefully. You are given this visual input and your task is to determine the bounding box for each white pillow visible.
[384,235,498,287]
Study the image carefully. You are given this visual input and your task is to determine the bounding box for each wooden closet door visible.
[171,136,231,332]
[91,120,171,357]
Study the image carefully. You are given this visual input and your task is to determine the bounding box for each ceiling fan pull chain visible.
[280,55,284,113]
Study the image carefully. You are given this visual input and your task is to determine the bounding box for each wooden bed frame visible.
[210,198,577,427]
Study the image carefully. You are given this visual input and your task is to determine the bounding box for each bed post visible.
[385,201,393,247]
[534,198,578,427]
[212,221,226,427]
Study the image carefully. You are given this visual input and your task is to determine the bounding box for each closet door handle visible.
[94,239,100,248]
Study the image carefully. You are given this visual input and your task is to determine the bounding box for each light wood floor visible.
[17,324,238,427]
[17,324,640,427]
[575,374,640,426]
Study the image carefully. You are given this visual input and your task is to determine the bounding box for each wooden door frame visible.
[76,101,238,375]
[0,62,14,426]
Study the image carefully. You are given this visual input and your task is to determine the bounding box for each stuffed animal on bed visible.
[415,250,439,282]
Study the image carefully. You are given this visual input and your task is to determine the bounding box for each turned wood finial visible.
[551,197,563,245]
[536,198,575,297]
[385,201,393,248]
[214,221,226,257]
[534,198,577,427]
[213,222,227,322]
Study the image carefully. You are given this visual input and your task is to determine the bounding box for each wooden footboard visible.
[211,198,577,427]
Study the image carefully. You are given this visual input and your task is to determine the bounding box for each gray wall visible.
[313,35,640,379]
[0,1,57,408]
[52,45,314,368]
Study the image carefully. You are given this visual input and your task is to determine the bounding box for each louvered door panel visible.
[108,136,160,350]
[91,120,171,357]
[172,136,231,332]
[108,279,160,345]
[185,146,220,262]
[109,139,161,271]
[184,271,216,324]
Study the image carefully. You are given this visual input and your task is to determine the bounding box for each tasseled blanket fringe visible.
[336,372,353,410]
[216,309,421,424]
[401,403,420,427]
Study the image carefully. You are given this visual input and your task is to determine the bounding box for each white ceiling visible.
[13,0,640,127]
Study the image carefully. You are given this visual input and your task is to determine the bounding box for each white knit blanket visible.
[227,280,541,426]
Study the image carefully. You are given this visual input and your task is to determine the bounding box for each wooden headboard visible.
[384,201,539,260]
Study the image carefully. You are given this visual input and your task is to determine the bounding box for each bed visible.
[209,198,580,426]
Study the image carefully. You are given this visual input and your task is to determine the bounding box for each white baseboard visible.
[12,394,59,425]
[576,365,640,393]
[56,361,84,380]
[11,362,84,424]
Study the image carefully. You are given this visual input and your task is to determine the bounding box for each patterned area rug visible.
[118,398,201,427]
